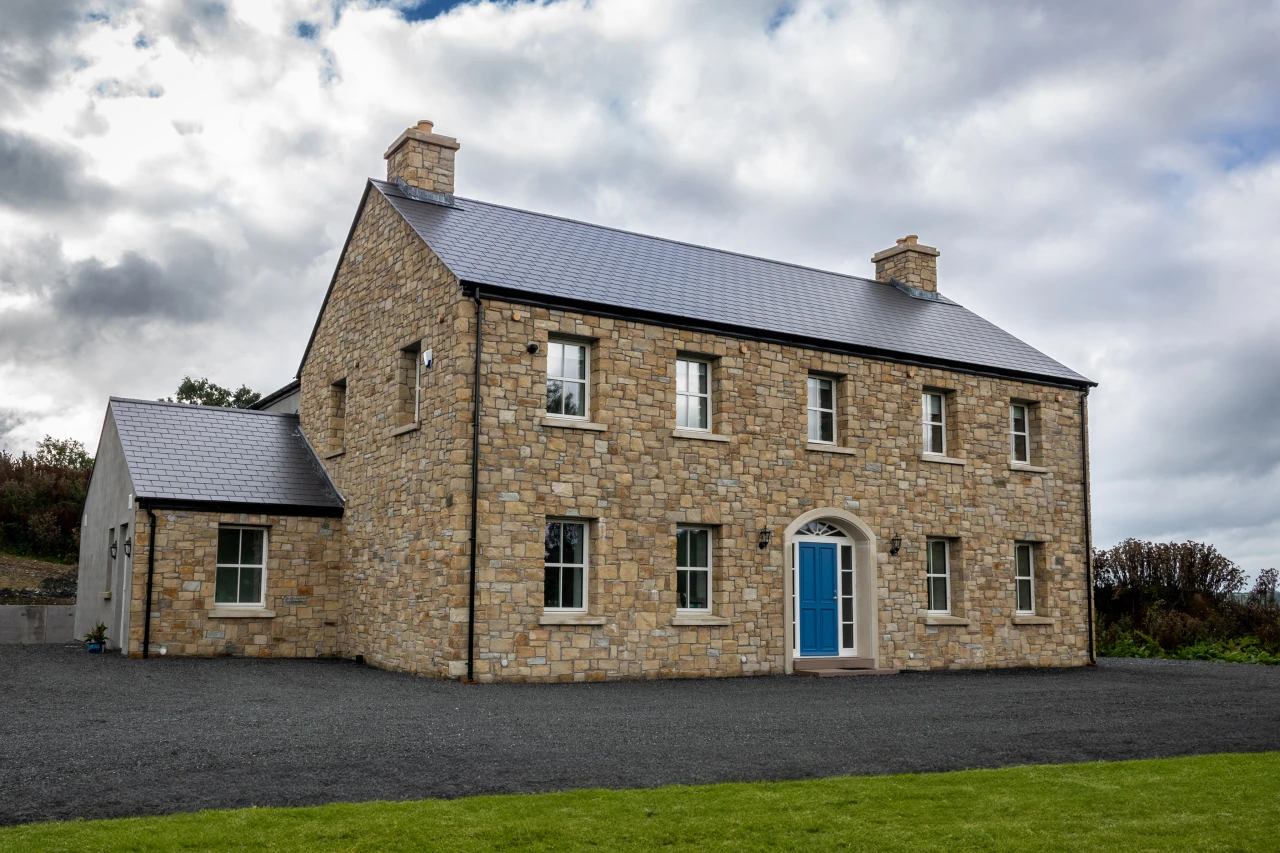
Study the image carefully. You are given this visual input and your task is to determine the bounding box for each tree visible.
[33,436,93,472]
[165,376,261,409]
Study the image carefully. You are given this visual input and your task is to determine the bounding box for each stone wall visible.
[464,302,1090,681]
[125,510,344,658]
[299,188,473,677]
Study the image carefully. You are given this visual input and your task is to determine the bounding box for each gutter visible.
[142,502,157,659]
[1080,390,1096,664]
[466,286,483,683]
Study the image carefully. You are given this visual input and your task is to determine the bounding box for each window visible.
[807,376,835,443]
[923,392,945,455]
[676,359,710,431]
[544,520,586,611]
[1010,403,1030,464]
[840,543,855,650]
[546,340,588,418]
[215,527,266,606]
[676,527,711,612]
[926,538,950,613]
[328,379,347,452]
[1015,543,1035,614]
[398,343,422,425]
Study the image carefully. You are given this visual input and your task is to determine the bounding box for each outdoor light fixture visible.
[109,541,117,560]
[889,533,903,556]
[757,529,773,550]
[526,342,539,354]
[123,538,132,558]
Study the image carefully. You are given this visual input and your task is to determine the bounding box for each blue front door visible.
[798,542,839,656]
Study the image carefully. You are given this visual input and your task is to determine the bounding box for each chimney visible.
[871,235,940,293]
[384,119,460,197]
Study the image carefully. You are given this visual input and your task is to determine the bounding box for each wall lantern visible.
[757,529,773,550]
[109,540,117,560]
[123,538,132,558]
[889,532,903,556]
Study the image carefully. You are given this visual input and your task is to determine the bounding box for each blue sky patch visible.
[296,21,320,39]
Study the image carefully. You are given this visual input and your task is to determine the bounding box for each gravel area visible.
[2,645,1279,826]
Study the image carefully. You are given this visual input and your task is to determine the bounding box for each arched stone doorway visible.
[782,509,879,674]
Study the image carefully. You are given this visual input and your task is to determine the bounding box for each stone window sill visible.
[806,443,857,456]
[390,422,420,437]
[673,429,731,443]
[539,613,607,626]
[323,449,345,460]
[540,416,607,432]
[923,614,970,626]
[1013,615,1054,625]
[672,614,731,626]
[99,591,112,600]
[922,454,965,466]
[1010,463,1050,473]
[210,607,276,619]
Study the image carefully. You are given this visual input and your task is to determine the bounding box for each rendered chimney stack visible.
[871,234,940,293]
[384,119,460,196]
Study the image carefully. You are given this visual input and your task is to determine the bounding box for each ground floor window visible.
[676,527,711,612]
[1015,543,1035,614]
[544,520,586,611]
[926,538,950,613]
[215,527,266,605]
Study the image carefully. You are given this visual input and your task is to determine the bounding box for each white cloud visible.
[1,0,1278,577]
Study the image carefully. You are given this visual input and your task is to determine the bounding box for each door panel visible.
[799,542,839,656]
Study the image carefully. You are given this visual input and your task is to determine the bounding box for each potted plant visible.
[84,622,108,653]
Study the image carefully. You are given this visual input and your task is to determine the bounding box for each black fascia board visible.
[136,498,344,518]
[460,281,1098,391]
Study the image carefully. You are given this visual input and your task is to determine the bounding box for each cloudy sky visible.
[1,0,1278,575]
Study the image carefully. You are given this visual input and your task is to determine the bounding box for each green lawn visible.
[3,753,1277,852]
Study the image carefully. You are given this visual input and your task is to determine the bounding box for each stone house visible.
[77,121,1097,681]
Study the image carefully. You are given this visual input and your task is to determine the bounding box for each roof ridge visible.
[374,179,905,292]
[110,397,300,418]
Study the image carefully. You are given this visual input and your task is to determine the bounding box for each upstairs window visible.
[215,527,266,606]
[1010,403,1030,464]
[676,358,710,431]
[926,538,950,614]
[1015,543,1035,614]
[398,342,423,425]
[807,376,835,443]
[923,392,946,455]
[544,520,586,611]
[328,379,347,453]
[546,340,588,419]
[676,527,711,612]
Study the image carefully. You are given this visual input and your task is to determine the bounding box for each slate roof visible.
[109,398,343,514]
[370,178,1091,387]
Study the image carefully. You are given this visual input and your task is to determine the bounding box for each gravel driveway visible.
[3,645,1278,825]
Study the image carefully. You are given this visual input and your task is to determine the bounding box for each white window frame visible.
[546,339,590,420]
[1015,543,1035,615]
[926,538,950,614]
[675,358,711,432]
[215,526,267,607]
[676,526,712,614]
[413,348,423,422]
[543,519,588,613]
[807,375,836,444]
[1010,403,1030,464]
[923,392,946,456]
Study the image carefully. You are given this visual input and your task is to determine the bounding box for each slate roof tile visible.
[109,398,343,511]
[371,179,1090,386]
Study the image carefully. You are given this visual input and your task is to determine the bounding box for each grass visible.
[2,753,1277,852]
[1099,630,1280,665]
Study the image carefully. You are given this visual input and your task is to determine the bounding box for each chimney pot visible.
[416,119,434,132]
[872,235,940,293]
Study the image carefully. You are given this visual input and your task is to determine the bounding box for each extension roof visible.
[108,398,343,516]
[305,179,1090,387]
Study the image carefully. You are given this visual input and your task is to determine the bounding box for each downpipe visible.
[466,287,483,683]
[1080,390,1096,665]
[142,503,157,659]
